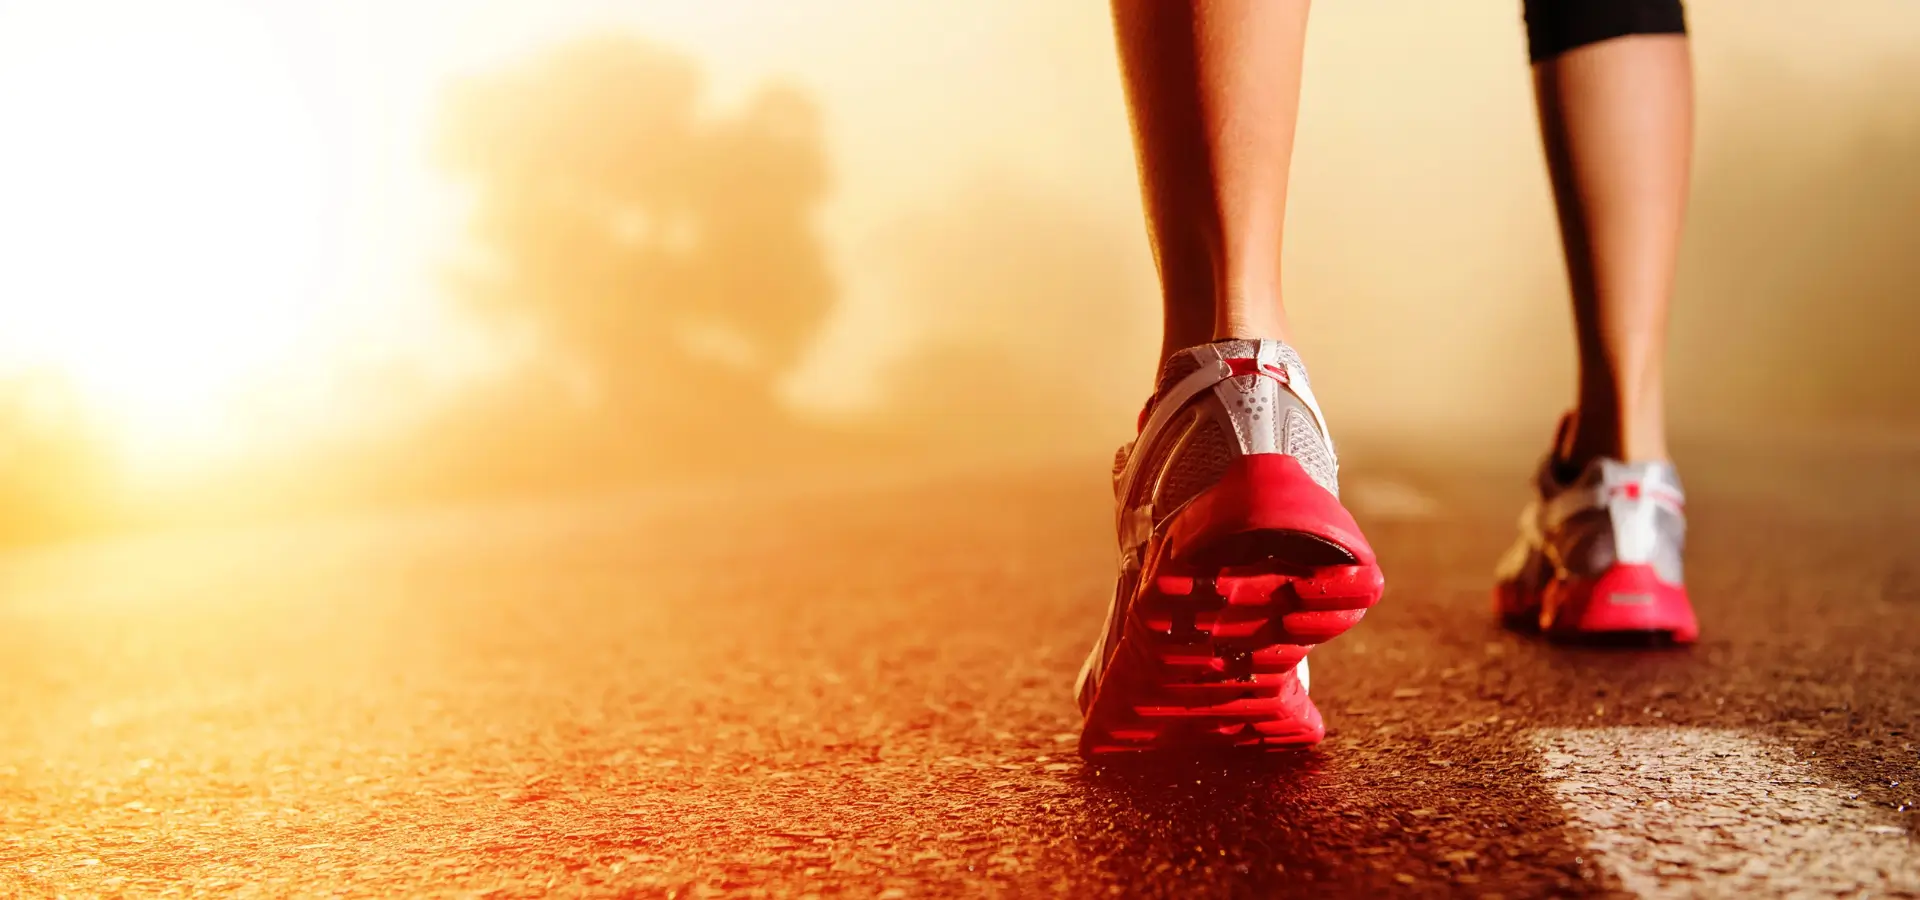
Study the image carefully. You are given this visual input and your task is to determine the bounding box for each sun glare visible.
[0,2,342,469]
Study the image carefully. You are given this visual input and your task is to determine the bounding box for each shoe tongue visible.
[1538,455,1582,496]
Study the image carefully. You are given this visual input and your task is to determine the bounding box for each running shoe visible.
[1494,427,1699,642]
[1076,338,1385,755]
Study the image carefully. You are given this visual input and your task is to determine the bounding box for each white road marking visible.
[1532,727,1920,898]
[1343,477,1439,521]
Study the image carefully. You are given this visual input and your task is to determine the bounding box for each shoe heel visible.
[1545,563,1699,643]
[1165,453,1383,640]
[1079,455,1384,756]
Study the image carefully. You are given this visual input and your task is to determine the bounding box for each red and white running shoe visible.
[1075,339,1384,756]
[1493,435,1699,643]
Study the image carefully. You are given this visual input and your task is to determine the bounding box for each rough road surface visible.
[1,443,1916,898]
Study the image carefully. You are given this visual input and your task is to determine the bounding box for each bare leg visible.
[1534,34,1693,465]
[1111,0,1312,363]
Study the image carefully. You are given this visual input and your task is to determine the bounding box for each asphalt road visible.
[1,443,1916,898]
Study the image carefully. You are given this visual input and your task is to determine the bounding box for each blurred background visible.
[0,0,1914,544]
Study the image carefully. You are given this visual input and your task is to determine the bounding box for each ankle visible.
[1212,284,1291,344]
[1558,409,1669,470]
[1211,318,1292,345]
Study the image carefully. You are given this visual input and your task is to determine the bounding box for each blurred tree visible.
[438,36,834,441]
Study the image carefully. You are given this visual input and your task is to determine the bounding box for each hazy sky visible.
[0,0,1914,472]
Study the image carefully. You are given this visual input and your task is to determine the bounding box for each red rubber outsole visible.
[1497,563,1699,644]
[1080,455,1384,757]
